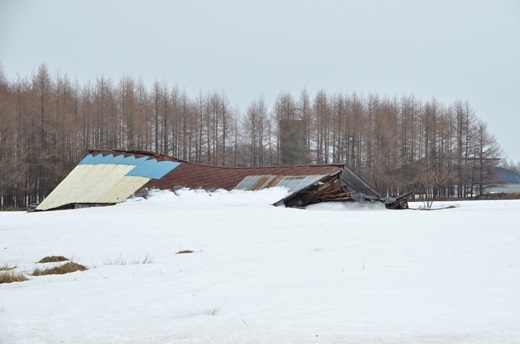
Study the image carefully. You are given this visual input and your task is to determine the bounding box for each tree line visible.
[0,64,502,209]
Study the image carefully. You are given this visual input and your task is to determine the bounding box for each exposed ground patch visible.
[32,262,88,276]
[37,256,70,263]
[0,267,28,284]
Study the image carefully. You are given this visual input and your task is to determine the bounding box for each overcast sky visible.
[1,0,519,162]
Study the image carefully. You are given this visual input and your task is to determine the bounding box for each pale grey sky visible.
[1,0,519,161]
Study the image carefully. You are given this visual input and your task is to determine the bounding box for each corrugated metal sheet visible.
[340,167,381,198]
[36,152,179,211]
[234,175,325,193]
[143,157,345,192]
[79,153,179,179]
[97,176,150,203]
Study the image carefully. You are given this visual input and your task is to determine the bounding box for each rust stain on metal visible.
[252,176,270,190]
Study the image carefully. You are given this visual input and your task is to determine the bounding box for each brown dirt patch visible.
[0,270,28,284]
[32,262,88,276]
[37,256,70,263]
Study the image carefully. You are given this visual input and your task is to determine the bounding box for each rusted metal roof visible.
[142,157,344,192]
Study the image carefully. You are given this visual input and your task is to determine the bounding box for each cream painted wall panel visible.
[36,165,99,210]
[36,164,135,210]
[97,176,150,203]
[80,165,133,201]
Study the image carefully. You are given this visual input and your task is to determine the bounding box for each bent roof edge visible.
[89,148,345,170]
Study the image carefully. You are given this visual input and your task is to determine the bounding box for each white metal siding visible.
[36,164,150,210]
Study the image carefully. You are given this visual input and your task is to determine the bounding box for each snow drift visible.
[1,189,520,343]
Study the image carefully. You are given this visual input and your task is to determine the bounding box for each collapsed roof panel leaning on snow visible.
[35,150,180,211]
[35,149,413,211]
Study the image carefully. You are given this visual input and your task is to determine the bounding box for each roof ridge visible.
[87,148,346,169]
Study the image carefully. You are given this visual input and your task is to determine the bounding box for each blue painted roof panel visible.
[78,153,95,165]
[126,160,180,179]
[79,153,149,166]
[78,152,178,180]
[88,153,113,164]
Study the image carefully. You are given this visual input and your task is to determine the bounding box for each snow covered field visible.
[1,189,520,343]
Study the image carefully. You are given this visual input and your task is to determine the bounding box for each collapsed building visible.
[34,149,413,211]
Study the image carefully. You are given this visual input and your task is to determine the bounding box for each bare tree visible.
[472,120,501,195]
[451,100,477,198]
[312,90,331,164]
[243,97,269,166]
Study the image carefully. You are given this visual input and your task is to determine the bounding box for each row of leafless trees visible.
[0,64,502,208]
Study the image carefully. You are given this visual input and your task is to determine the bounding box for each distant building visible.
[486,167,520,194]
[279,119,306,165]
